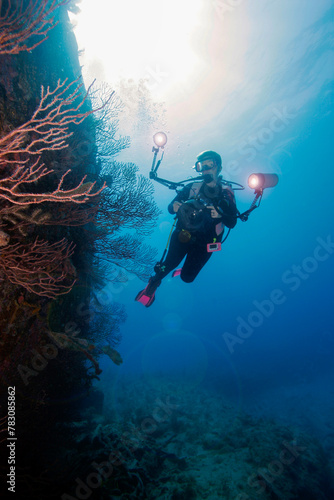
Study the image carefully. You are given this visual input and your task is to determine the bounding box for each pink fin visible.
[137,293,151,306]
[135,287,156,307]
[172,268,182,277]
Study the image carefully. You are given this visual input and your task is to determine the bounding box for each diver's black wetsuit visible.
[153,179,238,284]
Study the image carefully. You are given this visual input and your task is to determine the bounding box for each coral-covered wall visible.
[0,3,105,495]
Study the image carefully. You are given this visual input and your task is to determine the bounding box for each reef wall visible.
[0,2,161,498]
[0,2,107,497]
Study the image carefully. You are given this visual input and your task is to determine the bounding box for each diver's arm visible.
[168,185,192,214]
[219,209,237,229]
[216,189,238,228]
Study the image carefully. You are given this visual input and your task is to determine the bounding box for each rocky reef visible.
[59,375,334,499]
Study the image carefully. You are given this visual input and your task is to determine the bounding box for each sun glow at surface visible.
[70,0,331,150]
[71,0,204,95]
[70,0,252,135]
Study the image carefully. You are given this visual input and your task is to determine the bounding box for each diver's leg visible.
[180,242,212,283]
[159,230,189,277]
[136,230,188,304]
[147,231,188,289]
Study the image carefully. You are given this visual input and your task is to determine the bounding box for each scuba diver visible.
[135,150,238,307]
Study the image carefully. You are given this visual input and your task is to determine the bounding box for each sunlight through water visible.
[70,0,204,98]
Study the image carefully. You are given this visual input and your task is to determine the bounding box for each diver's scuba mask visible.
[194,161,215,172]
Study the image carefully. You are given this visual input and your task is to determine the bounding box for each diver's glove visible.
[216,198,230,215]
[207,205,221,218]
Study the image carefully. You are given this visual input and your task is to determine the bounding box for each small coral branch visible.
[0,237,76,297]
[98,162,161,235]
[47,330,102,375]
[0,203,98,234]
[0,0,69,55]
[96,235,158,281]
[39,203,99,226]
[0,164,106,205]
[0,77,111,163]
[0,77,109,206]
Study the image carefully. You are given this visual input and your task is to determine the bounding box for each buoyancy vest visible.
[187,181,234,236]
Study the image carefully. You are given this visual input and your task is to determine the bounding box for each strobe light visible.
[150,132,168,178]
[153,131,167,148]
[248,173,279,191]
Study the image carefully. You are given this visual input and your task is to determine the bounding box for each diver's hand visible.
[207,205,221,218]
[173,201,182,213]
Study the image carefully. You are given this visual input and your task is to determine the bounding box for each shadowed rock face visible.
[0,4,159,499]
[0,3,99,497]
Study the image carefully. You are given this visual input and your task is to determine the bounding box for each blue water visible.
[91,0,334,487]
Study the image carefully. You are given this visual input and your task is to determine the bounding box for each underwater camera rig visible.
[149,132,279,222]
[135,133,279,307]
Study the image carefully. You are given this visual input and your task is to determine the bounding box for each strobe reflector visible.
[248,173,279,191]
[153,132,167,148]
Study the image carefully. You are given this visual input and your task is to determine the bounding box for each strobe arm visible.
[238,173,278,221]
[149,171,183,190]
[149,171,205,190]
[237,190,263,221]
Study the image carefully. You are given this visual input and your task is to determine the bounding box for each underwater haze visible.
[73,0,334,497]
